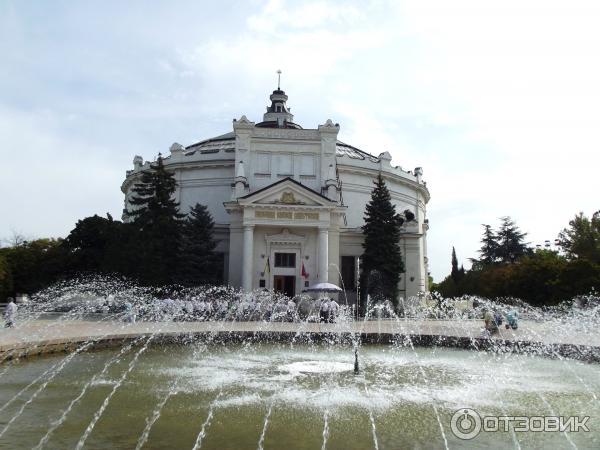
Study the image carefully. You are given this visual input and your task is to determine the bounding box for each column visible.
[242,225,254,291]
[318,227,329,282]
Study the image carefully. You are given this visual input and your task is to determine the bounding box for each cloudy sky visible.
[1,0,599,280]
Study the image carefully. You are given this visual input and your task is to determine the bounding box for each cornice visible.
[337,164,430,202]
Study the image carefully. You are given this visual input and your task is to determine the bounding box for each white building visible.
[122,86,430,301]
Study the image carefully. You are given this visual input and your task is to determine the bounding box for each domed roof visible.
[184,131,380,162]
[184,132,235,156]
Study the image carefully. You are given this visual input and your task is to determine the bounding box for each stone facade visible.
[121,87,430,301]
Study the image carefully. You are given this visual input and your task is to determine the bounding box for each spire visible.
[255,72,302,129]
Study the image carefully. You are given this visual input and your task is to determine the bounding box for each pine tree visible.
[177,203,218,285]
[361,174,404,308]
[473,224,499,266]
[496,216,531,264]
[125,154,185,284]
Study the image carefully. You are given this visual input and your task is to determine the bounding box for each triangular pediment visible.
[238,178,336,207]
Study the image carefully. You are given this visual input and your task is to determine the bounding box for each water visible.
[1,276,599,448]
[0,343,598,449]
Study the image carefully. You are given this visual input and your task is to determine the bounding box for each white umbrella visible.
[303,282,342,293]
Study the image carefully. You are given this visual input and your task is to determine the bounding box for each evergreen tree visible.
[177,203,219,285]
[451,247,460,283]
[474,224,499,266]
[496,216,531,263]
[361,174,404,308]
[125,154,185,284]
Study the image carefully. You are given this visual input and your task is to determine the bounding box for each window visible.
[259,279,266,288]
[341,256,356,291]
[299,154,315,176]
[275,153,293,175]
[255,152,271,175]
[274,252,296,268]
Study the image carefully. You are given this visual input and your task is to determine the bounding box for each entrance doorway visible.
[274,275,295,298]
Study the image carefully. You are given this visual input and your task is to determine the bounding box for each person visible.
[505,310,519,330]
[320,298,330,323]
[328,298,339,323]
[494,311,503,327]
[4,298,17,328]
[483,308,498,335]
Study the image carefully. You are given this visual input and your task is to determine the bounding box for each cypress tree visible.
[451,247,460,283]
[360,174,404,308]
[125,154,185,284]
[177,203,218,285]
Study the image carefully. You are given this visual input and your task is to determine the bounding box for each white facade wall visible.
[121,90,430,300]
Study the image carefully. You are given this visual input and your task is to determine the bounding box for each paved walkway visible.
[1,318,598,357]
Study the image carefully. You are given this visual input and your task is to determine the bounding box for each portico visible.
[224,177,345,295]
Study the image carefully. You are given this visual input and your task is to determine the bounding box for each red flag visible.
[301,262,309,279]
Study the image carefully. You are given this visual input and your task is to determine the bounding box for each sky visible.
[1,0,599,281]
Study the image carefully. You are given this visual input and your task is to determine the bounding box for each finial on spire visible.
[277,69,282,89]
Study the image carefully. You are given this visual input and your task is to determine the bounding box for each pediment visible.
[239,178,335,207]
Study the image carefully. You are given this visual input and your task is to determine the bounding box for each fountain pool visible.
[0,342,598,449]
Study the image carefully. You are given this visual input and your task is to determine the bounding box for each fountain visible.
[0,275,599,449]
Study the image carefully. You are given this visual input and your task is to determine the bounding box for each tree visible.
[558,211,600,264]
[63,214,124,273]
[177,203,219,285]
[496,216,531,264]
[473,224,499,266]
[451,247,461,283]
[0,254,13,302]
[361,174,404,307]
[125,154,185,284]
[0,238,67,298]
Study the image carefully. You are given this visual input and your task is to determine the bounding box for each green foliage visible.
[450,247,465,284]
[125,155,185,229]
[125,155,186,285]
[558,211,600,264]
[436,211,600,305]
[361,174,404,306]
[1,154,219,298]
[176,203,219,286]
[496,216,531,263]
[62,214,140,279]
[475,224,499,266]
[64,214,124,273]
[0,239,67,301]
[471,219,531,267]
[0,254,13,301]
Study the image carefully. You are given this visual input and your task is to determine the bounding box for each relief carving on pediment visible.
[280,191,296,204]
